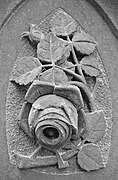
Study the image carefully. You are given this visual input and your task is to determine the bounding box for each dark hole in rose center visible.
[43,127,59,140]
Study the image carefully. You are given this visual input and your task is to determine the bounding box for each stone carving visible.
[6,8,112,173]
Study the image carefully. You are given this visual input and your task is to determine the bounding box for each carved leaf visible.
[25,81,54,103]
[37,32,67,63]
[22,24,44,43]
[14,66,42,85]
[80,56,101,77]
[51,12,77,36]
[11,56,42,80]
[56,45,71,66]
[72,30,97,55]
[40,67,68,85]
[13,149,78,169]
[59,61,75,72]
[54,85,84,110]
[82,110,106,143]
[77,143,104,171]
[56,59,75,81]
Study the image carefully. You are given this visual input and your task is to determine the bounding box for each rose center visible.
[43,127,59,140]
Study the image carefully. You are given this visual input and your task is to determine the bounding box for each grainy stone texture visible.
[0,0,118,179]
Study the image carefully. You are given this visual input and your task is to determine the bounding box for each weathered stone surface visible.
[0,0,118,179]
[6,7,111,174]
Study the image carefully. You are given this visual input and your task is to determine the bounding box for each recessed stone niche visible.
[6,7,112,175]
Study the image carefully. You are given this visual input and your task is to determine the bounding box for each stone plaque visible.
[6,7,112,175]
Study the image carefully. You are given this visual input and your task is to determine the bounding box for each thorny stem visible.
[39,64,85,83]
[77,140,86,149]
[55,65,85,83]
[71,46,86,84]
[67,64,78,69]
[67,36,86,84]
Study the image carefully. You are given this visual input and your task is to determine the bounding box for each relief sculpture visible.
[6,8,112,173]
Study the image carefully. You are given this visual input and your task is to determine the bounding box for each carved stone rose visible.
[6,8,112,174]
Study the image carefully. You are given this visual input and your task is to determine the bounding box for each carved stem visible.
[13,149,78,169]
[55,150,69,169]
[55,65,85,83]
[30,145,42,159]
[71,46,86,84]
[77,140,86,149]
[67,36,86,84]
[40,64,85,84]
[41,64,53,68]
